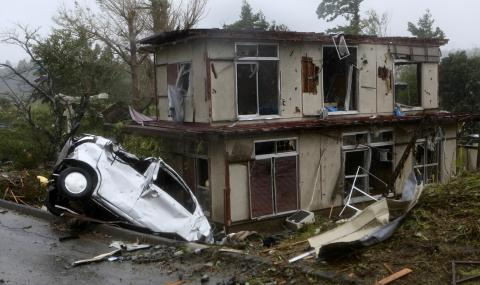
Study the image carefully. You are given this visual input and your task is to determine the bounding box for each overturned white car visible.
[46,135,212,243]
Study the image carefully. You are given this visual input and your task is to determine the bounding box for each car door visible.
[126,162,200,235]
[95,153,155,216]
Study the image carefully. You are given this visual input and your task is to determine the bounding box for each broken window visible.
[369,131,394,195]
[343,133,368,147]
[343,146,369,201]
[250,139,298,218]
[342,131,394,202]
[236,44,279,117]
[154,165,196,213]
[371,130,393,144]
[167,63,191,122]
[394,63,421,107]
[414,138,440,184]
[332,34,350,59]
[323,46,358,112]
[302,57,320,94]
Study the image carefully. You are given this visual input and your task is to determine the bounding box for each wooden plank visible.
[375,268,412,285]
[165,281,186,285]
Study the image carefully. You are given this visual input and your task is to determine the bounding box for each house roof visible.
[139,29,449,48]
[122,113,476,140]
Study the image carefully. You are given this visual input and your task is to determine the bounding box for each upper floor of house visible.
[139,29,447,124]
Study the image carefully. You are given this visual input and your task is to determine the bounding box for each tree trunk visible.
[128,16,141,108]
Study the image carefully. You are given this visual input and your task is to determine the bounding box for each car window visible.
[153,166,196,213]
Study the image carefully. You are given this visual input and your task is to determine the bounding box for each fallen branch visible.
[383,263,394,274]
[9,188,19,203]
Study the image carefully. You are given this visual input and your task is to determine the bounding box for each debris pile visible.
[0,166,47,206]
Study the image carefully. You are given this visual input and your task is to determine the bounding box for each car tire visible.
[57,166,96,200]
[45,190,63,216]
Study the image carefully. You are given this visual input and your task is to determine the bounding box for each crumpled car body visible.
[46,135,213,243]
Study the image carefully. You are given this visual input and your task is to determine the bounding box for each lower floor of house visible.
[153,122,457,226]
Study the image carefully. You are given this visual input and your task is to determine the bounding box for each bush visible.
[0,104,52,169]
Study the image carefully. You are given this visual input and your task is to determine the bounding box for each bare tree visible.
[56,0,207,108]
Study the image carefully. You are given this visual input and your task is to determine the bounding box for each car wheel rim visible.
[64,172,88,194]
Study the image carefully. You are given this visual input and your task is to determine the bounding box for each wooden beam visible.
[375,268,412,285]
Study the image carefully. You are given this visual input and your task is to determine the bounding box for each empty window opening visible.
[167,63,191,122]
[236,44,279,117]
[414,138,440,184]
[370,145,393,194]
[250,139,298,218]
[395,63,421,107]
[323,46,358,112]
[154,165,196,213]
[302,57,320,94]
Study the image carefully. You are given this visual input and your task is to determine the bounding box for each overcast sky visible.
[0,0,478,64]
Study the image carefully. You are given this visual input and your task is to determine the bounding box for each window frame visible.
[249,138,299,219]
[413,138,441,184]
[194,157,211,218]
[235,43,280,120]
[235,43,279,61]
[322,45,359,113]
[341,130,395,203]
[394,60,423,109]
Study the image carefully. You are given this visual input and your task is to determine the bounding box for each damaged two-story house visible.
[128,29,474,227]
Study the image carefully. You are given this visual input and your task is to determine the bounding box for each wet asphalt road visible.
[0,207,228,285]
